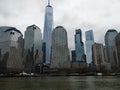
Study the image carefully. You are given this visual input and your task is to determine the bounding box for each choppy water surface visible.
[0,76,120,90]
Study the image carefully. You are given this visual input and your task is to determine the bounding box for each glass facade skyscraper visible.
[85,30,94,64]
[43,0,53,64]
[24,25,43,72]
[75,29,85,62]
[105,29,118,70]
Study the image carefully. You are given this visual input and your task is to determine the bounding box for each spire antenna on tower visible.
[48,0,50,5]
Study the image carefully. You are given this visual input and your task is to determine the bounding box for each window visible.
[10,32,15,35]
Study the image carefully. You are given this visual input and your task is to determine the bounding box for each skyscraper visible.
[24,25,43,72]
[43,0,53,64]
[115,33,120,68]
[105,29,118,70]
[0,26,24,73]
[51,26,70,69]
[75,29,86,62]
[85,30,94,64]
[92,43,105,71]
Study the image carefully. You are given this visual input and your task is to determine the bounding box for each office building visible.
[85,30,94,64]
[0,26,24,73]
[75,29,86,62]
[43,0,53,64]
[115,33,120,68]
[92,43,105,71]
[51,26,70,69]
[105,29,118,70]
[24,25,43,72]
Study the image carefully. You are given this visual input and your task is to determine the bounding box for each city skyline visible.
[0,0,120,50]
[0,0,120,76]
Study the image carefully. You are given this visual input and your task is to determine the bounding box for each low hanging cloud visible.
[0,0,120,50]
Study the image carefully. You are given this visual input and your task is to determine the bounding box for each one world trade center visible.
[43,0,53,64]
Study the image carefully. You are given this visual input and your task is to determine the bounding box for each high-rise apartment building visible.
[0,26,23,73]
[105,29,118,70]
[43,0,53,64]
[85,30,94,64]
[24,25,42,72]
[51,26,70,69]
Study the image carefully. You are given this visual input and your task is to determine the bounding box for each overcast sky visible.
[0,0,120,50]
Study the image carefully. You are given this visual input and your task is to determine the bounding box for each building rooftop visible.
[4,28,22,34]
[0,26,22,34]
[107,29,117,32]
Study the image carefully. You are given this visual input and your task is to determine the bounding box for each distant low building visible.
[71,61,86,69]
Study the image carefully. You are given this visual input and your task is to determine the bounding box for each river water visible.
[0,76,120,90]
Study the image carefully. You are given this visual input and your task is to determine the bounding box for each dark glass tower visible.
[75,29,85,62]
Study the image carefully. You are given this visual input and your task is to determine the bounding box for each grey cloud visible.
[0,0,120,50]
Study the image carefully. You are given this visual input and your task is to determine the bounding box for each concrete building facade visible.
[115,33,120,68]
[92,43,105,71]
[105,29,118,70]
[0,27,24,73]
[51,26,70,69]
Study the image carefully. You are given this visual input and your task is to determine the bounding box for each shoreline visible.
[0,73,120,77]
